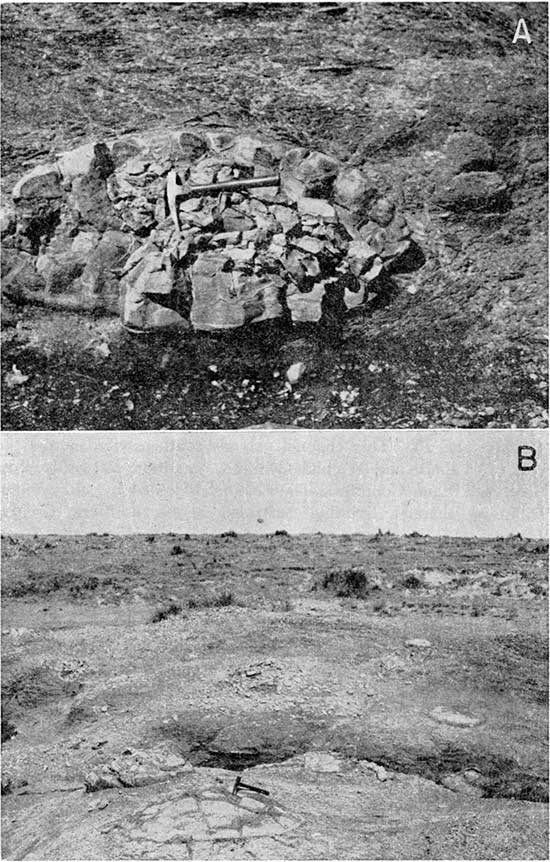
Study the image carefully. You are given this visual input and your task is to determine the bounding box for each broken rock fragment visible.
[293,150,339,197]
[12,163,62,202]
[57,142,114,183]
[334,167,378,228]
[435,172,507,211]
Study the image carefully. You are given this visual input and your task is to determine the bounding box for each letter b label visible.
[518,446,537,471]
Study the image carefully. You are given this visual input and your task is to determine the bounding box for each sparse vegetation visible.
[403,574,422,589]
[150,602,185,623]
[188,591,234,610]
[0,533,547,858]
[1,713,17,745]
[319,568,371,598]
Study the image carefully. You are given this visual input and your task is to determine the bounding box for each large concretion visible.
[3,127,423,332]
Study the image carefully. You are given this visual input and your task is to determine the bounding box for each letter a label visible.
[513,19,532,44]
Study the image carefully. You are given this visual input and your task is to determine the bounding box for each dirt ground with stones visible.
[1,3,548,430]
[1,532,548,860]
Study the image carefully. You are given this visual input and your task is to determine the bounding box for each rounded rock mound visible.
[3,125,425,333]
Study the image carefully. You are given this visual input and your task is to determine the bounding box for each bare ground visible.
[1,532,548,859]
[1,2,548,429]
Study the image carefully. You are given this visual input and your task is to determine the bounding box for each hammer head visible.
[232,776,242,796]
[165,168,183,237]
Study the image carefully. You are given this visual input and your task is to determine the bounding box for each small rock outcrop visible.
[84,747,192,791]
[434,130,508,212]
[2,126,424,332]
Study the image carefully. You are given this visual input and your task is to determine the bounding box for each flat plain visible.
[1,532,548,859]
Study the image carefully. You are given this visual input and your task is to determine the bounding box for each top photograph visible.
[1,2,547,431]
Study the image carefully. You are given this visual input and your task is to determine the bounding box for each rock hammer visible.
[165,169,280,237]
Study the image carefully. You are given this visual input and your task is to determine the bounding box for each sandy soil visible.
[1,532,548,859]
[1,3,548,429]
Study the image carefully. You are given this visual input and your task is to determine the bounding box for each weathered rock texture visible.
[3,128,424,332]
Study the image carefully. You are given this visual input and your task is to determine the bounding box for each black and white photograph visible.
[1,2,547,430]
[0,2,548,861]
[1,430,548,859]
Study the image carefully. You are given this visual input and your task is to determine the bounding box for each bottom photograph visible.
[1,431,548,862]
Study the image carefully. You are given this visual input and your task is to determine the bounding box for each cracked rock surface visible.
[2,533,548,859]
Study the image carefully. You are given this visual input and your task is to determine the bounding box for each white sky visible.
[2,430,547,537]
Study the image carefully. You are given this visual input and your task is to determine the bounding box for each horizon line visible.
[3,531,547,541]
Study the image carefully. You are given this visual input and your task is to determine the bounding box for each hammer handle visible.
[179,175,280,197]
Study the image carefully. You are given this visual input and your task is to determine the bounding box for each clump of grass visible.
[150,602,184,623]
[170,544,184,556]
[1,713,17,744]
[220,531,238,539]
[319,568,370,598]
[188,591,234,610]
[403,574,422,589]
[273,529,289,537]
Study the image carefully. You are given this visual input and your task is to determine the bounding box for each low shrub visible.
[320,568,369,598]
[150,602,184,623]
[188,591,234,609]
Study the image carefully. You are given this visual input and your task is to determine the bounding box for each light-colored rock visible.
[0,202,17,236]
[121,157,148,176]
[190,253,283,331]
[406,638,432,649]
[4,365,29,388]
[347,239,378,276]
[297,197,336,220]
[70,230,100,257]
[205,130,236,153]
[368,198,396,227]
[285,361,307,386]
[271,204,299,233]
[441,774,484,797]
[84,748,192,792]
[56,142,114,182]
[363,761,389,781]
[286,281,326,323]
[128,248,174,296]
[430,706,482,728]
[110,138,142,167]
[1,250,46,298]
[228,135,264,167]
[12,163,62,201]
[294,151,339,196]
[78,230,134,311]
[304,751,342,773]
[292,236,324,255]
[334,168,378,224]
[37,247,86,298]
